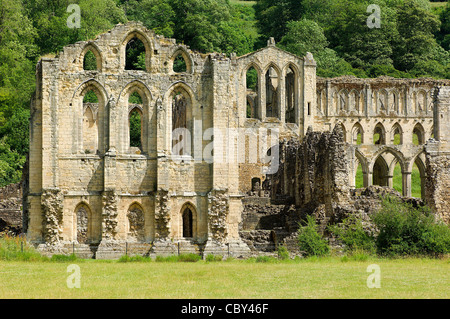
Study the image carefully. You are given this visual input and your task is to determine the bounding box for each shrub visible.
[255,255,277,263]
[178,253,201,262]
[50,254,77,262]
[118,255,152,262]
[328,214,376,254]
[205,254,223,262]
[297,215,330,257]
[372,196,450,257]
[277,245,290,260]
[0,235,43,261]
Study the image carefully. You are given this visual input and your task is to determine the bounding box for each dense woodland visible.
[0,0,449,187]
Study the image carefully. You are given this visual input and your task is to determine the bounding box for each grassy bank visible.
[0,256,448,298]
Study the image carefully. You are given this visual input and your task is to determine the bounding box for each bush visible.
[178,253,201,262]
[277,245,290,260]
[205,254,223,262]
[50,254,77,262]
[0,235,43,261]
[118,255,152,262]
[328,214,376,254]
[297,215,330,257]
[255,255,277,263]
[155,253,201,262]
[372,196,450,257]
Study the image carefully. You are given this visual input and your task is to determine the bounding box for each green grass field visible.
[0,257,448,298]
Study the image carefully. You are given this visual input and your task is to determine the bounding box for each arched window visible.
[129,108,143,150]
[129,92,143,151]
[265,65,279,118]
[83,50,97,71]
[125,36,146,70]
[391,123,403,145]
[82,90,99,153]
[75,203,91,244]
[412,123,425,145]
[373,156,389,187]
[182,207,193,238]
[246,66,259,119]
[285,66,296,123]
[171,87,192,157]
[373,123,386,145]
[127,203,145,242]
[352,123,364,145]
[173,53,187,73]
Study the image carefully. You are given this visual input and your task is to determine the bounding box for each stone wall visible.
[0,183,22,234]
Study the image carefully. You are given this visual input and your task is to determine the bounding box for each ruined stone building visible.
[25,22,450,258]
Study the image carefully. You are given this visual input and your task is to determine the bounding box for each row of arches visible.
[317,87,432,116]
[77,79,195,156]
[74,202,197,244]
[353,148,426,198]
[80,31,192,73]
[342,121,430,146]
[245,62,298,123]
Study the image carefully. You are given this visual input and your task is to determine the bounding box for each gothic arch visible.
[390,122,403,145]
[180,202,198,239]
[126,202,145,242]
[72,79,108,154]
[351,122,364,145]
[121,30,152,71]
[80,42,102,71]
[170,47,193,74]
[373,122,386,145]
[74,202,92,244]
[412,122,426,145]
[264,62,282,119]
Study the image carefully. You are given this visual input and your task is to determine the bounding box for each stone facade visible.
[25,22,450,258]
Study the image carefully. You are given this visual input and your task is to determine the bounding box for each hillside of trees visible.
[0,0,449,187]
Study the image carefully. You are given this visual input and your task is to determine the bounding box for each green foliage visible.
[205,254,223,262]
[277,245,290,260]
[328,214,376,254]
[83,50,97,70]
[372,196,450,257]
[50,253,77,262]
[155,253,201,262]
[129,109,142,149]
[0,235,42,261]
[118,255,152,262]
[297,215,330,257]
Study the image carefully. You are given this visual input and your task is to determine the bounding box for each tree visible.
[393,0,441,71]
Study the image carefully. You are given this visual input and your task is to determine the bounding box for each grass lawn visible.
[0,257,448,299]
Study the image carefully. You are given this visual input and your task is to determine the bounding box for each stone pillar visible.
[402,171,411,197]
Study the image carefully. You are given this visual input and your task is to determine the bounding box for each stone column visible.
[402,171,411,197]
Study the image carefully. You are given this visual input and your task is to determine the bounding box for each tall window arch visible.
[82,89,99,154]
[265,65,280,118]
[352,122,364,145]
[391,123,403,145]
[128,91,143,151]
[246,65,259,119]
[171,86,193,157]
[180,203,197,239]
[127,203,145,242]
[373,123,386,145]
[285,66,296,123]
[412,123,425,145]
[75,203,92,244]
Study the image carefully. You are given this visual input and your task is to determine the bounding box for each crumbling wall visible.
[272,124,351,217]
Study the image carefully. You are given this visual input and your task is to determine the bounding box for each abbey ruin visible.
[23,22,450,258]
